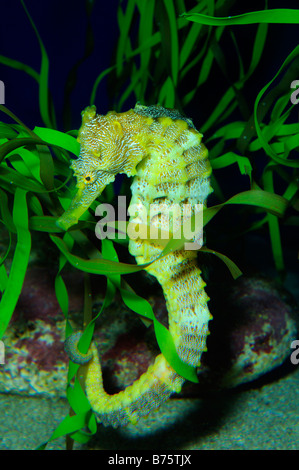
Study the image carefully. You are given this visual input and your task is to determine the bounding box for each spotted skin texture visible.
[58,103,213,428]
[64,332,93,365]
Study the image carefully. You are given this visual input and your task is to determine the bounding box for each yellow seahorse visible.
[57,103,213,428]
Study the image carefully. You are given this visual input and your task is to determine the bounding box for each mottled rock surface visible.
[197,276,298,390]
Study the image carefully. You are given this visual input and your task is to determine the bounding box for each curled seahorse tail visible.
[85,345,184,428]
[83,251,211,428]
[64,332,93,365]
[64,332,183,427]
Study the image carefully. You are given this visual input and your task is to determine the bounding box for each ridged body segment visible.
[59,104,213,428]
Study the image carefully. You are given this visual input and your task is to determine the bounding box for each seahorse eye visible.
[84,173,97,184]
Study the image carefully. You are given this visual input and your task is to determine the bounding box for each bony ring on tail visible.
[64,332,93,365]
[58,103,213,428]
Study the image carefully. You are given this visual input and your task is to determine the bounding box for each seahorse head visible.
[77,105,130,173]
[57,105,143,230]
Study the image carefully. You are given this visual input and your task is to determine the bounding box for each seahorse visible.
[57,103,213,428]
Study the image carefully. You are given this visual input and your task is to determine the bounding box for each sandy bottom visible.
[0,361,298,450]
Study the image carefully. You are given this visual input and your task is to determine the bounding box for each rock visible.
[0,265,155,397]
[0,266,84,397]
[197,276,299,390]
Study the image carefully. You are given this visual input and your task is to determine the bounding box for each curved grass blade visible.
[136,0,155,100]
[243,22,268,82]
[37,405,96,449]
[159,189,288,258]
[90,65,116,105]
[0,55,39,82]
[182,9,299,26]
[62,0,95,129]
[116,0,137,75]
[0,219,12,267]
[0,138,42,164]
[210,152,252,177]
[33,127,80,156]
[263,163,285,272]
[203,189,288,227]
[0,264,8,293]
[90,3,205,106]
[29,216,64,232]
[254,44,299,168]
[0,105,37,138]
[50,234,151,274]
[0,189,31,338]
[0,189,16,233]
[163,0,179,86]
[199,247,242,279]
[179,21,202,70]
[20,0,55,128]
[0,166,45,193]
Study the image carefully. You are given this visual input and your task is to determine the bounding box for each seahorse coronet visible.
[59,103,213,428]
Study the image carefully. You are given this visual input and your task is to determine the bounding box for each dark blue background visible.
[1,0,299,132]
[0,0,119,130]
